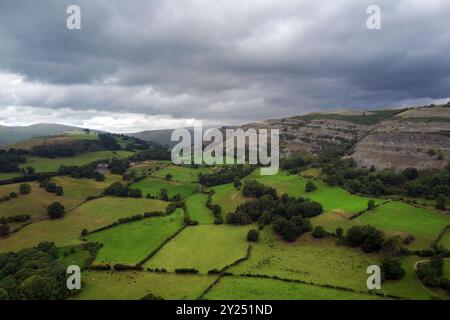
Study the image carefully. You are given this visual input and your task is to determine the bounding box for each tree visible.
[47,202,65,219]
[165,173,173,181]
[26,166,35,175]
[381,256,405,280]
[367,199,376,211]
[336,227,344,238]
[159,188,169,201]
[9,192,18,199]
[312,226,327,239]
[0,224,10,237]
[436,194,447,210]
[233,178,242,189]
[55,186,64,196]
[247,229,260,242]
[305,180,317,193]
[19,183,31,195]
[402,167,418,180]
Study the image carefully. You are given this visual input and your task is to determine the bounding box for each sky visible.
[0,0,449,132]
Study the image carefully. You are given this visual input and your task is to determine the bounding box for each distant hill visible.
[127,129,177,147]
[0,123,88,146]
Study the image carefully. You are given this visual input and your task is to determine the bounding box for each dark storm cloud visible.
[0,0,449,127]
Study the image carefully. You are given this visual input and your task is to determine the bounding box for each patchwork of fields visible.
[1,161,449,300]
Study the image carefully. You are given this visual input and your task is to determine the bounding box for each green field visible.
[73,271,215,300]
[21,150,134,172]
[151,165,215,183]
[229,228,379,293]
[52,174,122,200]
[381,256,435,300]
[358,202,450,250]
[0,181,83,219]
[86,209,184,265]
[205,276,382,300]
[439,229,450,249]
[185,193,215,224]
[0,197,169,252]
[132,177,198,198]
[244,170,379,215]
[211,183,248,215]
[145,225,252,273]
[0,172,22,181]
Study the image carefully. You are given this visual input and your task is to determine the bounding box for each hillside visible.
[0,123,88,146]
[235,103,450,170]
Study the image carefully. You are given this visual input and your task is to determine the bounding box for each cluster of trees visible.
[57,163,105,181]
[0,242,72,300]
[323,159,450,207]
[198,165,254,187]
[104,182,143,198]
[109,158,130,175]
[205,191,224,224]
[280,152,312,173]
[226,183,323,241]
[39,180,64,196]
[30,144,77,158]
[416,255,450,292]
[98,133,121,150]
[242,180,277,198]
[130,147,171,162]
[344,225,385,253]
[0,149,27,173]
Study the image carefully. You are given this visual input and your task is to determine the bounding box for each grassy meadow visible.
[205,276,383,300]
[86,209,184,265]
[132,177,198,198]
[73,271,215,300]
[0,197,169,252]
[185,193,215,224]
[145,225,252,273]
[21,150,134,172]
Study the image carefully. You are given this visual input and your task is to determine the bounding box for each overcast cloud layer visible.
[0,0,449,132]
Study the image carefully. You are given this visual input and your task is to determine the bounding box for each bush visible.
[55,186,64,196]
[312,226,327,239]
[174,268,199,274]
[305,180,317,193]
[47,202,65,219]
[381,256,405,280]
[0,224,10,237]
[345,225,385,253]
[19,183,31,195]
[367,200,376,211]
[9,192,18,199]
[247,229,260,242]
[335,227,344,237]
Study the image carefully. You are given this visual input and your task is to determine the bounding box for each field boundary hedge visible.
[434,225,450,247]
[198,245,252,299]
[81,211,167,236]
[231,273,404,300]
[137,224,188,267]
[348,200,390,220]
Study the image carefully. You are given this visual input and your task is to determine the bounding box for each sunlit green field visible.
[151,165,215,183]
[21,150,134,172]
[0,181,84,219]
[132,177,198,198]
[244,170,380,215]
[358,202,450,250]
[210,183,248,216]
[145,225,252,273]
[73,271,215,300]
[229,228,380,292]
[0,197,169,252]
[86,209,184,265]
[185,193,215,224]
[205,276,383,300]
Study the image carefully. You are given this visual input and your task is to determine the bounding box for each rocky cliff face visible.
[239,103,450,170]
